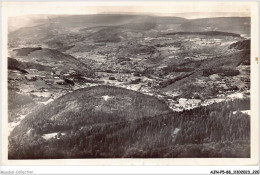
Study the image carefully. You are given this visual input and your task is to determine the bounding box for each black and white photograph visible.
[1,1,258,166]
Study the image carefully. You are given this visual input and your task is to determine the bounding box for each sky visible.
[3,1,251,18]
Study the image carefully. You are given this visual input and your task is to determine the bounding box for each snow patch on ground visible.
[8,114,27,136]
[227,92,244,99]
[42,132,66,140]
[171,128,181,141]
[233,110,251,116]
[39,98,54,105]
[102,95,113,101]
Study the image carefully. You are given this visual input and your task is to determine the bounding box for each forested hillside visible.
[9,97,250,159]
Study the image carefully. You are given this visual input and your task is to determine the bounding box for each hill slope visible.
[9,97,250,159]
[8,57,52,72]
[9,14,188,43]
[180,17,250,35]
[10,85,172,137]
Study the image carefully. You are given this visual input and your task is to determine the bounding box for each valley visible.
[7,14,251,158]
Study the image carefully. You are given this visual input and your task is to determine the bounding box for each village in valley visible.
[7,14,251,132]
[7,13,252,159]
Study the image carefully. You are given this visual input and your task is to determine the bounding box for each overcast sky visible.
[4,2,251,18]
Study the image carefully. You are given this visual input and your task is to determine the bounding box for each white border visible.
[1,1,259,166]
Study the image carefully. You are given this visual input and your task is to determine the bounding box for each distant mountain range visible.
[8,13,251,159]
[180,17,250,35]
[9,14,250,35]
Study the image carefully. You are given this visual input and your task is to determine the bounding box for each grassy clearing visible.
[8,90,34,110]
[13,47,42,56]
